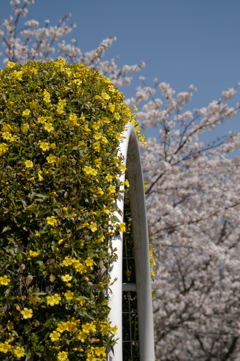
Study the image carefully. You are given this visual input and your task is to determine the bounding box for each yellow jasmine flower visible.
[62,257,73,266]
[46,294,61,306]
[108,103,115,112]
[46,216,57,226]
[2,132,12,141]
[95,347,106,357]
[73,262,86,273]
[101,92,110,100]
[0,275,10,285]
[38,172,44,181]
[57,351,69,361]
[6,61,16,69]
[24,160,33,168]
[29,250,39,258]
[44,122,54,132]
[39,142,50,151]
[43,89,51,103]
[93,142,100,152]
[21,308,33,319]
[118,222,126,232]
[13,346,25,359]
[64,291,74,300]
[120,163,127,172]
[96,187,104,196]
[2,123,12,132]
[67,112,78,127]
[37,116,51,124]
[0,341,11,353]
[76,330,88,342]
[61,274,72,282]
[22,109,30,117]
[97,235,105,242]
[108,185,115,194]
[21,123,29,133]
[105,174,113,182]
[92,122,100,130]
[46,154,57,164]
[83,166,97,176]
[49,331,61,342]
[89,223,97,232]
[82,322,96,334]
[85,257,94,268]
[102,116,110,123]
[11,70,23,81]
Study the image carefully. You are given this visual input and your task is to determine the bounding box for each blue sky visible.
[1,0,239,140]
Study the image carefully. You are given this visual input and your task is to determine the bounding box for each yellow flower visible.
[73,262,86,273]
[96,187,104,196]
[114,112,121,120]
[39,142,50,151]
[49,331,61,342]
[2,132,13,141]
[118,222,126,232]
[11,70,23,81]
[105,174,113,182]
[83,166,97,176]
[82,322,96,334]
[57,351,69,361]
[0,275,10,285]
[62,257,73,266]
[13,346,25,359]
[46,154,57,164]
[46,294,61,306]
[95,347,106,357]
[37,116,52,124]
[92,122,100,130]
[21,308,33,319]
[6,61,16,69]
[22,109,30,117]
[108,185,115,194]
[108,103,115,112]
[44,122,54,132]
[46,216,57,226]
[89,223,97,232]
[64,291,74,300]
[25,160,33,168]
[67,112,79,127]
[85,257,94,269]
[38,172,44,181]
[120,163,127,172]
[43,89,51,103]
[102,116,110,123]
[21,123,29,133]
[61,274,72,282]
[101,92,110,100]
[2,123,12,132]
[0,341,11,353]
[29,250,39,258]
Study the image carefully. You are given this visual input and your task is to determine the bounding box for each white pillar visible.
[108,123,155,361]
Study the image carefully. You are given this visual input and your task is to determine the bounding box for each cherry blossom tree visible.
[1,1,240,360]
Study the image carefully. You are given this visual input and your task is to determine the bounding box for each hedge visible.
[0,59,142,361]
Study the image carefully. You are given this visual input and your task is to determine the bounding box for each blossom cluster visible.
[0,59,138,360]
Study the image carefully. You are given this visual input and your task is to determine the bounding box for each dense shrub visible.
[0,59,138,361]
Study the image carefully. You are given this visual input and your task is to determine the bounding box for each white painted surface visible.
[108,123,154,361]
